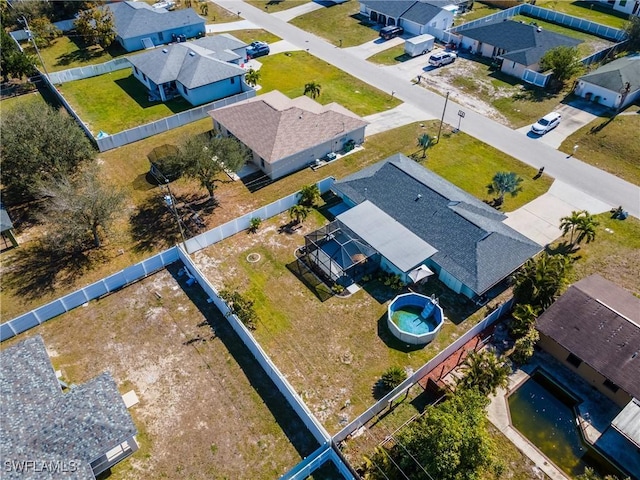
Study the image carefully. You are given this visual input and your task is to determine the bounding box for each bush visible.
[219,289,258,330]
[249,217,262,233]
[379,366,407,394]
[511,327,539,365]
[331,284,345,295]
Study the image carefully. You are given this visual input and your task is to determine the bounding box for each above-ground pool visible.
[387,293,444,345]
[508,371,626,478]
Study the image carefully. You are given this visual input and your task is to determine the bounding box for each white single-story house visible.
[127,34,249,106]
[106,1,205,53]
[359,0,456,39]
[574,55,640,109]
[327,154,542,299]
[209,91,368,180]
[1,336,138,479]
[456,20,582,80]
[592,0,640,16]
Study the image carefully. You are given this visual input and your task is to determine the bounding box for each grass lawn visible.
[289,1,379,47]
[1,267,318,480]
[0,91,46,112]
[456,2,503,25]
[257,51,401,116]
[246,0,310,13]
[367,44,412,65]
[559,112,640,186]
[57,68,192,134]
[23,33,127,73]
[534,0,630,29]
[194,0,241,23]
[220,29,281,45]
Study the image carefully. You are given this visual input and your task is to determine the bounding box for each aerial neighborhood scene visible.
[2,0,640,478]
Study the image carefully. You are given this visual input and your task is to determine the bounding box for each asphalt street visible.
[213,0,639,217]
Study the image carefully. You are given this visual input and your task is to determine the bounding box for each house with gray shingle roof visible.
[209,90,368,180]
[456,20,582,81]
[575,55,640,109]
[328,154,541,299]
[106,1,205,52]
[359,0,458,38]
[128,34,249,106]
[0,336,138,479]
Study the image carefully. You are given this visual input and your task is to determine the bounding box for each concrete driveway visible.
[343,36,404,59]
[516,99,610,149]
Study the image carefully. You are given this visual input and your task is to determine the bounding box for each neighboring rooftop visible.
[460,20,582,66]
[106,1,204,40]
[332,154,541,295]
[612,398,640,449]
[536,274,640,399]
[361,0,448,22]
[209,90,368,164]
[0,336,137,479]
[128,36,247,89]
[579,54,640,93]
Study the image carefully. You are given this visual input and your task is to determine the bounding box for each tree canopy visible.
[457,350,511,397]
[75,5,116,49]
[179,134,249,200]
[623,15,640,51]
[304,81,321,99]
[540,46,583,87]
[487,171,523,205]
[1,28,37,82]
[513,253,571,310]
[1,102,95,201]
[363,389,498,480]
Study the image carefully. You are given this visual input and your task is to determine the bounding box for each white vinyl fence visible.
[333,299,514,443]
[0,248,179,341]
[48,58,132,84]
[282,445,355,480]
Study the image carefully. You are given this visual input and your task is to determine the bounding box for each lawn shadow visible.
[545,241,578,256]
[168,262,321,459]
[132,172,157,192]
[129,195,181,253]
[286,258,333,302]
[349,12,375,27]
[53,34,127,67]
[2,241,104,301]
[241,170,274,192]
[361,279,399,304]
[114,75,192,114]
[376,313,425,353]
[410,278,479,326]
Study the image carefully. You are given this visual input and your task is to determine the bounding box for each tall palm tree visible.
[303,81,321,99]
[510,303,539,338]
[288,204,309,225]
[560,210,599,247]
[457,350,511,397]
[486,172,524,205]
[244,68,260,87]
[559,210,584,245]
[513,253,571,310]
[417,133,432,159]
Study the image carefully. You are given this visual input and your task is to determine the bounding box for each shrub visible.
[249,217,262,233]
[511,327,539,365]
[379,366,407,394]
[219,289,258,330]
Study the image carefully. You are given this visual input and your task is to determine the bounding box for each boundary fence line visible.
[47,58,132,84]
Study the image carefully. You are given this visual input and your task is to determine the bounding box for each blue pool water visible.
[391,306,438,335]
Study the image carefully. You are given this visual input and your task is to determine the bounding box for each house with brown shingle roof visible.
[536,274,640,408]
[208,91,368,180]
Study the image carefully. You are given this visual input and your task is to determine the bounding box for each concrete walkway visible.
[504,181,612,246]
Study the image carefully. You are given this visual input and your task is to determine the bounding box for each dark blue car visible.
[247,41,270,58]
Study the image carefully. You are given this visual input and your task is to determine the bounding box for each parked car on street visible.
[247,41,270,58]
[428,51,456,67]
[379,25,404,40]
[530,112,561,135]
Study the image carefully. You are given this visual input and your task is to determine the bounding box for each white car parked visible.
[530,112,562,135]
[429,51,456,67]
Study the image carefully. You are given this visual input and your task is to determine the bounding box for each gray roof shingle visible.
[579,54,640,94]
[106,1,204,40]
[333,154,541,295]
[209,91,368,164]
[0,336,137,479]
[128,37,246,89]
[461,20,581,66]
[362,0,447,23]
[536,275,640,399]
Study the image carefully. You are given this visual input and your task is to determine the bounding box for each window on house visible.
[158,32,164,41]
[603,379,619,393]
[134,66,139,74]
[512,61,516,69]
[142,73,147,81]
[230,77,235,84]
[261,159,265,168]
[619,0,627,7]
[182,85,188,96]
[566,353,582,368]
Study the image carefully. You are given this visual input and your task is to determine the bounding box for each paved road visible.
[212,0,640,218]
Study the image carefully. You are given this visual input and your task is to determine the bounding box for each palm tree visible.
[417,133,432,159]
[298,184,320,207]
[244,68,260,87]
[509,303,539,338]
[560,210,599,247]
[560,210,584,245]
[288,204,309,225]
[457,350,511,397]
[486,172,524,205]
[513,253,571,310]
[303,81,321,99]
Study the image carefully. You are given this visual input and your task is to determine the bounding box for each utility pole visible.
[436,91,450,144]
[21,16,50,81]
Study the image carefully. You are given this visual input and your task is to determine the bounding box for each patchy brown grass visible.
[1,267,318,479]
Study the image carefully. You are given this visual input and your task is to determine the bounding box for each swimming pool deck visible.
[488,350,640,480]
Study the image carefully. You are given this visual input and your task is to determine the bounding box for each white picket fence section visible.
[48,58,132,84]
[333,299,514,443]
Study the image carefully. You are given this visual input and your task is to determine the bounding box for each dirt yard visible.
[1,266,318,480]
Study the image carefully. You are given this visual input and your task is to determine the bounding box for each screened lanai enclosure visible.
[304,221,380,286]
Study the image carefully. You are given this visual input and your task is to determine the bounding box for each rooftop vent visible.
[415,194,422,201]
[162,48,168,53]
[189,51,196,56]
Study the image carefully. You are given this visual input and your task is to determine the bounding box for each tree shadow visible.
[53,34,127,68]
[129,195,181,253]
[167,263,320,459]
[545,241,579,256]
[349,12,375,27]
[132,172,157,192]
[361,279,398,304]
[2,241,103,301]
